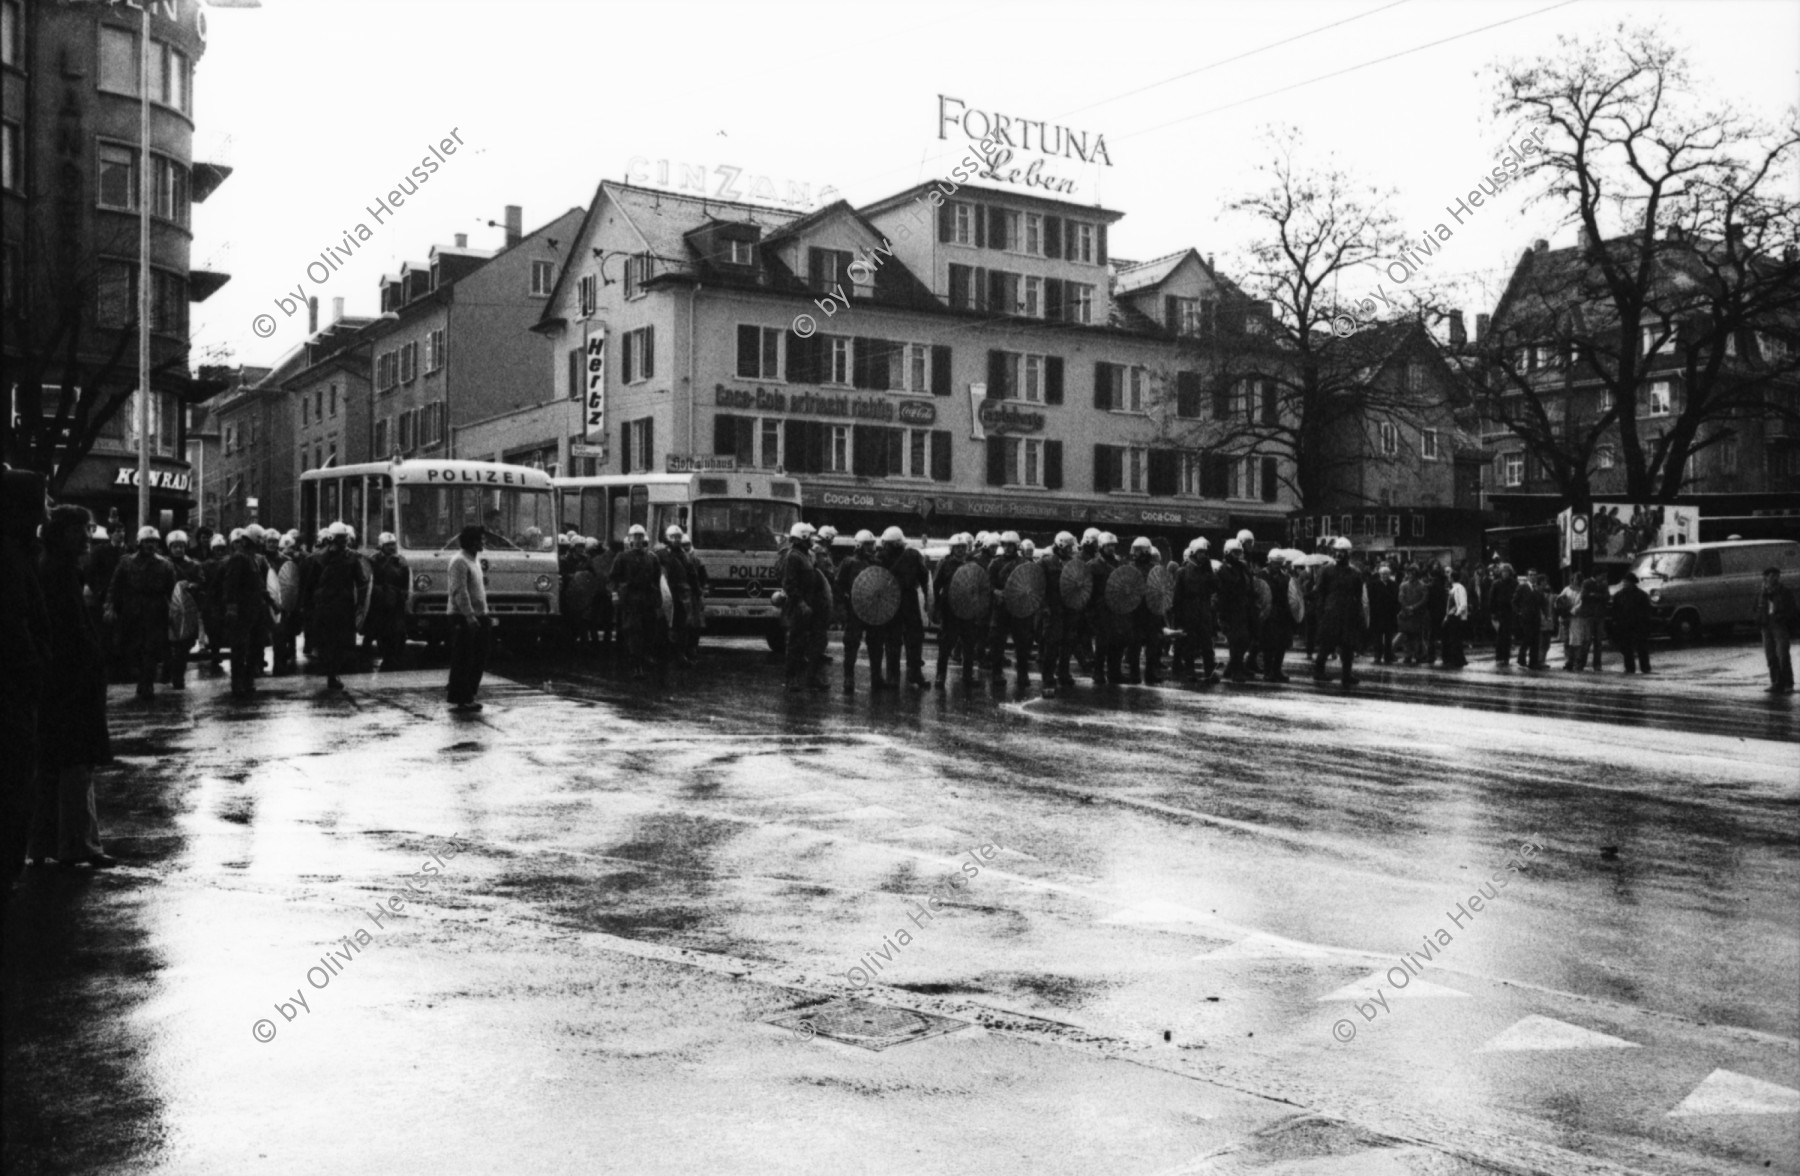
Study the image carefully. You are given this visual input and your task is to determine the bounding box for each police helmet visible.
[1099,532,1118,547]
[1019,539,1036,556]
[1080,527,1101,545]
[211,534,228,549]
[1237,529,1255,545]
[242,523,263,542]
[665,525,684,542]
[279,534,297,552]
[949,532,969,549]
[229,528,247,543]
[629,524,649,537]
[136,525,160,542]
[787,522,809,540]
[1334,536,1353,551]
[881,526,905,544]
[167,530,189,548]
[90,525,110,542]
[378,532,397,546]
[854,529,875,545]
[1130,536,1153,553]
[1000,530,1020,546]
[817,525,838,542]
[1054,531,1076,547]
[1223,538,1243,554]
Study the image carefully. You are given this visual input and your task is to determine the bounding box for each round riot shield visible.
[1060,558,1093,610]
[851,565,901,627]
[1003,559,1046,619]
[1144,564,1173,615]
[948,562,991,622]
[1105,562,1145,614]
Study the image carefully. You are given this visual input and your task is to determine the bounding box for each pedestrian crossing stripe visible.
[1667,1068,1800,1117]
[1474,1015,1641,1052]
[818,805,907,821]
[1201,932,1335,960]
[1319,971,1471,1001]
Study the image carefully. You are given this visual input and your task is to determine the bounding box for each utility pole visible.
[135,2,152,530]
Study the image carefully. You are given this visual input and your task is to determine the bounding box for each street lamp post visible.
[136,2,152,530]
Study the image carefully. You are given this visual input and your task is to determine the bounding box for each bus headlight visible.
[413,573,434,592]
[535,574,554,593]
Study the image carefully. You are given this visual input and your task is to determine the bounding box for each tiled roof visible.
[1112,249,1191,295]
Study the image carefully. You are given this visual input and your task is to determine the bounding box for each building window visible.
[300,396,308,426]
[153,42,191,115]
[1021,354,1044,403]
[997,437,1045,487]
[1069,283,1094,325]
[908,343,930,394]
[577,274,598,318]
[622,326,655,383]
[530,259,555,296]
[736,325,782,380]
[1407,363,1425,391]
[1069,221,1095,263]
[1595,446,1615,470]
[99,26,139,96]
[623,252,654,299]
[1,2,21,69]
[328,385,337,417]
[952,202,976,246]
[728,238,755,266]
[0,121,18,194]
[152,156,189,226]
[1095,362,1147,412]
[1421,428,1440,460]
[1379,422,1398,456]
[827,337,851,385]
[829,425,851,472]
[1174,297,1214,337]
[760,419,780,469]
[1648,381,1672,417]
[1024,213,1043,255]
[400,341,418,384]
[1642,324,1671,357]
[1022,275,1043,318]
[1757,332,1791,362]
[374,418,388,455]
[1718,433,1739,474]
[98,143,137,210]
[1502,452,1524,487]
[426,328,446,373]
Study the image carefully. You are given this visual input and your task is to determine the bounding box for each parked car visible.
[1616,539,1800,641]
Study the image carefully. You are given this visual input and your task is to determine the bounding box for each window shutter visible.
[884,428,903,477]
[643,416,654,469]
[736,417,755,466]
[1092,444,1113,492]
[784,420,807,474]
[737,325,758,377]
[938,201,953,244]
[1096,224,1108,265]
[1176,371,1201,418]
[987,270,1006,314]
[948,265,969,310]
[973,266,988,312]
[870,339,891,391]
[713,414,735,456]
[1165,295,1179,334]
[807,247,825,290]
[808,421,827,473]
[1045,355,1064,405]
[986,436,1007,486]
[568,347,581,399]
[1044,216,1062,259]
[620,332,633,384]
[930,430,952,482]
[1093,362,1110,410]
[1148,449,1178,497]
[988,350,1009,400]
[1261,456,1280,503]
[931,345,952,396]
[974,203,986,249]
[643,327,654,379]
[988,207,1007,251]
[1045,278,1063,321]
[853,424,880,476]
[620,419,633,474]
[1211,382,1231,420]
[852,338,872,389]
[1045,440,1063,490]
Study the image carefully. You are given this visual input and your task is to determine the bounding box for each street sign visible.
[666,454,738,473]
[1569,512,1590,551]
[570,442,607,458]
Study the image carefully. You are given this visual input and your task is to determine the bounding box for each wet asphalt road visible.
[4,635,1796,1175]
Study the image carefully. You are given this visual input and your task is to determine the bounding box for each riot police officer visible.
[931,533,978,689]
[987,531,1034,690]
[776,522,828,691]
[837,529,881,692]
[1123,536,1165,685]
[610,524,666,679]
[876,526,930,690]
[1170,538,1218,683]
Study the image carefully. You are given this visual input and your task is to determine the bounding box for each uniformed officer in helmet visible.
[986,530,1034,691]
[1215,537,1255,681]
[876,525,930,689]
[1170,537,1219,683]
[1086,533,1125,686]
[1037,531,1079,695]
[609,523,665,679]
[776,522,829,691]
[837,529,881,692]
[931,532,978,689]
[1120,536,1165,684]
[1313,536,1368,687]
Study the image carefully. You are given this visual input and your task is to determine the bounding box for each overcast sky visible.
[189,0,1800,371]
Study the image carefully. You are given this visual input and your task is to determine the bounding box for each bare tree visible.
[1476,24,1800,506]
[1158,128,1450,510]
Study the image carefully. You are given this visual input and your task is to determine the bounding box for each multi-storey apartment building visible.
[532,179,1296,543]
[3,0,231,531]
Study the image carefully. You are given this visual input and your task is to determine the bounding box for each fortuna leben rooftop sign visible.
[937,94,1112,196]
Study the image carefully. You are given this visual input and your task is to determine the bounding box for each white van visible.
[1621,539,1800,640]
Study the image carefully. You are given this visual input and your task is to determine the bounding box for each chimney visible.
[1533,239,1549,253]
[454,232,468,248]
[1449,310,1467,348]
[1476,313,1491,343]
[331,296,344,323]
[307,296,319,334]
[504,205,522,247]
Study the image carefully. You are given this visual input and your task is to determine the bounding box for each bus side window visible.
[581,489,604,540]
[301,481,318,538]
[629,485,648,531]
[1698,550,1722,578]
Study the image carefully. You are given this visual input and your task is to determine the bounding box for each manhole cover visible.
[763,999,969,1051]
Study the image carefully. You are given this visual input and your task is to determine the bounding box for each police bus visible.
[553,469,802,644]
[299,459,561,641]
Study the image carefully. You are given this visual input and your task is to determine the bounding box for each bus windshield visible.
[1630,550,1693,580]
[690,499,800,552]
[398,484,557,552]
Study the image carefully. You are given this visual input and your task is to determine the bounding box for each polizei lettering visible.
[423,468,522,485]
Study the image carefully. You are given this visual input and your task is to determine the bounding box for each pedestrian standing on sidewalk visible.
[1577,571,1609,671]
[446,524,493,712]
[1441,568,1470,668]
[1758,567,1796,694]
[28,506,115,869]
[1368,563,1400,665]
[1512,570,1546,670]
[1612,572,1654,674]
[1396,565,1427,665]
[1489,563,1518,666]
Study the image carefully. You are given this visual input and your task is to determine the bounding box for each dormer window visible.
[728,239,755,266]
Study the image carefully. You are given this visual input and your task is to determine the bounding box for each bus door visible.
[610,484,648,541]
[345,477,366,541]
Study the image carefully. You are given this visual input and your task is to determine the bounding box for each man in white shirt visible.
[446,525,492,712]
[1442,569,1470,669]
